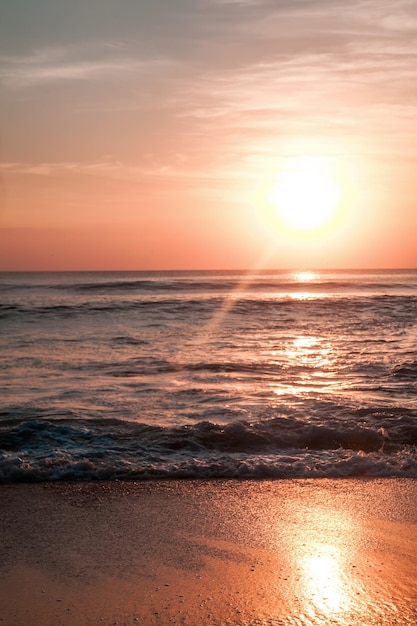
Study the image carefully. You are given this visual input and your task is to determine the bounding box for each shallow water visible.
[1,269,416,481]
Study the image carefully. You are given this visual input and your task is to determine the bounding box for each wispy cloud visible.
[0,159,232,183]
[1,0,417,171]
[0,45,176,88]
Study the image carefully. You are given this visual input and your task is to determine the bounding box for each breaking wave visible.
[1,416,416,483]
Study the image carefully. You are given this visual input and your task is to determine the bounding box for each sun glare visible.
[293,271,317,282]
[268,156,342,236]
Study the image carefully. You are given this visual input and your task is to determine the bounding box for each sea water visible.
[0,269,416,481]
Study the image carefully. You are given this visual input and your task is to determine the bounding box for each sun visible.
[268,156,342,235]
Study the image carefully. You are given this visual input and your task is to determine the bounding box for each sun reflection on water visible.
[292,271,318,282]
[284,335,335,380]
[289,291,315,300]
[266,332,339,398]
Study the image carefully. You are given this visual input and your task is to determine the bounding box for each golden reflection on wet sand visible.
[1,481,417,625]
[287,506,361,623]
[302,545,349,613]
[259,484,417,626]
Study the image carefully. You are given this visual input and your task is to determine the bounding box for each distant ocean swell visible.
[0,299,222,320]
[2,275,416,295]
[1,415,417,483]
[1,294,416,321]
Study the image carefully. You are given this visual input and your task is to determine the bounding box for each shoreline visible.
[1,478,417,625]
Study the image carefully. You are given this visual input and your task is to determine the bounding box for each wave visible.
[1,415,416,483]
[0,299,219,320]
[1,294,416,321]
[392,360,417,380]
[2,272,417,296]
[65,279,374,293]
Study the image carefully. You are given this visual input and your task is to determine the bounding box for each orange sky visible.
[1,0,416,270]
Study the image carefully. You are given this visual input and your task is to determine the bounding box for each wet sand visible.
[1,479,417,625]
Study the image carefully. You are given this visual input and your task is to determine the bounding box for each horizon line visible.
[1,267,417,274]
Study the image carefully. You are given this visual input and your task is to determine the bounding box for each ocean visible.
[1,269,416,482]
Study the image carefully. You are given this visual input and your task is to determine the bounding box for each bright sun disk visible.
[268,156,342,234]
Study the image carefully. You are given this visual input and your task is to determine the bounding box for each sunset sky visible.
[1,0,416,270]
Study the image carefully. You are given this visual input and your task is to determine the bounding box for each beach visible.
[1,479,416,625]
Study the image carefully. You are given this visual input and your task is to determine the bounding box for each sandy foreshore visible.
[1,479,417,625]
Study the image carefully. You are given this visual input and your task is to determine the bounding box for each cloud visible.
[0,159,228,183]
[1,0,416,172]
[0,45,176,88]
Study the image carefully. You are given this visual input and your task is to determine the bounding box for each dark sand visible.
[1,479,417,625]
